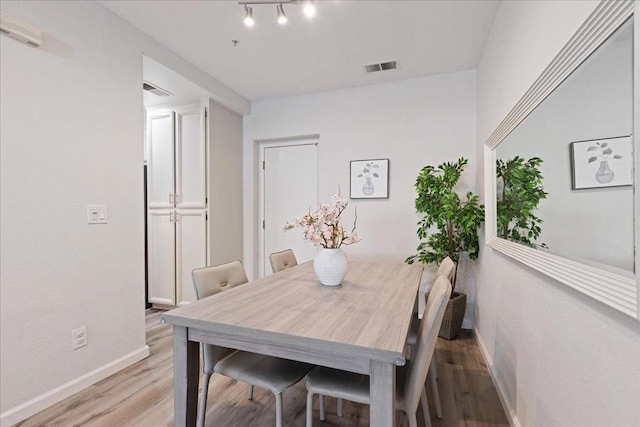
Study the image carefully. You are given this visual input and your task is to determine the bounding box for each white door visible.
[148,209,176,305]
[262,143,318,276]
[175,106,207,209]
[147,111,175,209]
[175,209,207,306]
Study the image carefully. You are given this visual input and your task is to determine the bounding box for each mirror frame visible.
[484,0,639,319]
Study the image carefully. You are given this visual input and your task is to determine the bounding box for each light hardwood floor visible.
[17,309,509,427]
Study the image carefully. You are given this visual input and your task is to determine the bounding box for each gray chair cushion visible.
[305,365,410,411]
[215,352,313,394]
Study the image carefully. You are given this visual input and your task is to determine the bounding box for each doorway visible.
[258,137,319,277]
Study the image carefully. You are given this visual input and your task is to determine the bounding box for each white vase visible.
[313,247,348,286]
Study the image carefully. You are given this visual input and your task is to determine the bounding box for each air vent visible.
[364,60,399,74]
[143,82,172,97]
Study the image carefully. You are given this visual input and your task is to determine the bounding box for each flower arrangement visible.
[284,191,359,248]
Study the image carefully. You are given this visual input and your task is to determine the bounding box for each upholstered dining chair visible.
[327,257,456,422]
[305,275,452,427]
[192,260,313,427]
[406,256,456,419]
[269,249,298,273]
[191,261,250,426]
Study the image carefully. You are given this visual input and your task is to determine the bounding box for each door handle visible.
[169,193,173,204]
[175,212,180,222]
[169,212,173,223]
[175,194,180,204]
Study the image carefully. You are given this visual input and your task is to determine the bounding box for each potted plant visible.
[496,156,547,248]
[406,158,484,340]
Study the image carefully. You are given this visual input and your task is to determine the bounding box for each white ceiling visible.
[102,0,500,101]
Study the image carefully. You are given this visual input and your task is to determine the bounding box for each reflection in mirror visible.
[495,18,634,273]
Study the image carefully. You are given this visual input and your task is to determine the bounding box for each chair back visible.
[192,260,249,300]
[404,275,452,413]
[269,249,298,273]
[192,261,249,372]
[436,256,456,282]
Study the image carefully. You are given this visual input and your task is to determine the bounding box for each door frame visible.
[257,134,319,278]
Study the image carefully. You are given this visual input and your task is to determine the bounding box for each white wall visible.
[476,1,640,426]
[209,100,244,266]
[496,34,634,271]
[0,1,247,424]
[243,70,478,322]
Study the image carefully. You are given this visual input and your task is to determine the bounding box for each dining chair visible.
[193,260,313,427]
[269,249,298,273]
[328,258,456,422]
[305,275,452,427]
[191,261,251,427]
[406,256,456,418]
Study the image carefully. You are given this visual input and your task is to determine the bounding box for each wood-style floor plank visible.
[17,309,509,427]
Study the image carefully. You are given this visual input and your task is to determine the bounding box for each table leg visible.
[370,360,396,427]
[173,325,200,427]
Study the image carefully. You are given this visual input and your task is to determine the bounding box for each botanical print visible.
[570,136,633,190]
[350,159,389,198]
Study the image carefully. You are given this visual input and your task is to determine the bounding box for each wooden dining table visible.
[161,260,423,427]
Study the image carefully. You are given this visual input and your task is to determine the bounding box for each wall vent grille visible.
[364,60,399,74]
[143,82,172,97]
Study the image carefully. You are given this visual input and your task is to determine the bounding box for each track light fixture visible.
[303,1,316,18]
[243,5,255,27]
[239,0,315,27]
[276,4,287,25]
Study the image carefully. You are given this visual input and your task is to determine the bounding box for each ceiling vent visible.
[143,82,172,97]
[364,60,399,74]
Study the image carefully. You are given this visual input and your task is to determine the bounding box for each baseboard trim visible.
[473,328,522,427]
[0,345,150,427]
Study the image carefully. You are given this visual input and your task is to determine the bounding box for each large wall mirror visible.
[484,1,639,319]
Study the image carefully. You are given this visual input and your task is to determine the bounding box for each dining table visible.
[161,260,423,427]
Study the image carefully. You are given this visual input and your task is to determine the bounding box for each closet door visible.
[147,111,175,209]
[175,209,207,305]
[148,210,176,305]
[175,107,206,209]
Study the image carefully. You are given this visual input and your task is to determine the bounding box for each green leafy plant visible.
[405,158,484,291]
[496,156,547,248]
[587,141,623,164]
[356,161,380,180]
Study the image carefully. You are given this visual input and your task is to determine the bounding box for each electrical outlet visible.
[72,326,87,350]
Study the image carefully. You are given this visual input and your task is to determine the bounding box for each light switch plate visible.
[87,205,108,224]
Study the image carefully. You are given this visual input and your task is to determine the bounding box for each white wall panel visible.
[0,0,245,422]
[243,70,477,323]
[475,1,640,426]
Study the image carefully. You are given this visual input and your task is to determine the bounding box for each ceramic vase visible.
[595,160,614,183]
[313,247,348,286]
[362,177,375,195]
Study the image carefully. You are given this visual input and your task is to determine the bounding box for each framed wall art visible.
[570,135,633,190]
[350,158,389,199]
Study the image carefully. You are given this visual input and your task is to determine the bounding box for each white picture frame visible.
[349,158,389,199]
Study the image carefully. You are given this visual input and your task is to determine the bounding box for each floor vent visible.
[143,82,172,97]
[364,60,399,74]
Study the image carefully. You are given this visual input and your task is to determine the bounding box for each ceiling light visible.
[277,4,287,25]
[303,1,316,18]
[239,1,315,26]
[244,6,254,27]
